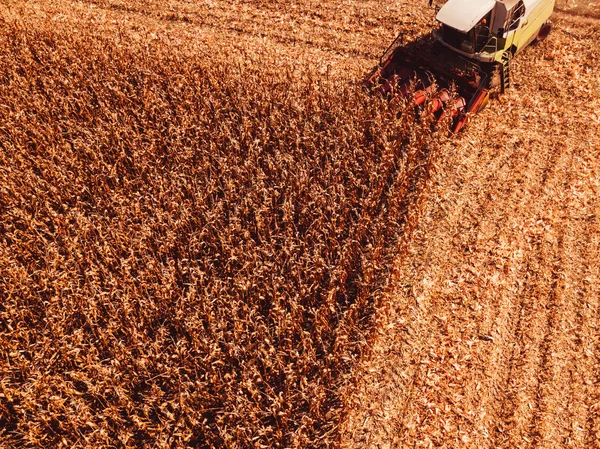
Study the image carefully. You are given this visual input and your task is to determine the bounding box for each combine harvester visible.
[365,0,556,133]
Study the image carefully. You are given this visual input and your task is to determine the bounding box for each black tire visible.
[535,21,552,42]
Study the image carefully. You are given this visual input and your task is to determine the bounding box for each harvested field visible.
[342,3,600,449]
[0,0,599,448]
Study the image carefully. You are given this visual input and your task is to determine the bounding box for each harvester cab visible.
[364,0,556,133]
[434,0,555,63]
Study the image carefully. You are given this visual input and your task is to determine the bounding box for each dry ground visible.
[1,0,599,447]
[342,4,600,449]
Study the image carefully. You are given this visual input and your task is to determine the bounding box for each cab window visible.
[507,1,525,31]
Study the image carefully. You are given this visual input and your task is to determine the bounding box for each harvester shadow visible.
[364,32,492,134]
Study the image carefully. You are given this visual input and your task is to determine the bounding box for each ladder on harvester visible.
[501,52,512,93]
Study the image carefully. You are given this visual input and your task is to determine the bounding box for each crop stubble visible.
[342,2,600,448]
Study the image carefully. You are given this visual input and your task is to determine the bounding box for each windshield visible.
[441,10,492,53]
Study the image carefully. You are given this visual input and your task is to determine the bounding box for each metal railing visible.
[475,26,498,54]
[481,36,499,54]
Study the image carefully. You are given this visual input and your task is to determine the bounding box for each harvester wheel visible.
[535,21,552,43]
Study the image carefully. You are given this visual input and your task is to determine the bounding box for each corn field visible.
[0,19,442,447]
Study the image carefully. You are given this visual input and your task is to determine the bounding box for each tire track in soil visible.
[386,135,531,446]
[458,134,565,449]
[549,151,600,448]
[490,265,537,447]
[527,215,567,447]
[584,257,600,448]
[528,147,593,448]
[564,216,599,448]
[492,140,572,448]
[578,152,600,448]
[408,105,574,446]
[385,135,521,445]
[342,102,561,448]
[489,134,600,448]
[476,138,568,447]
